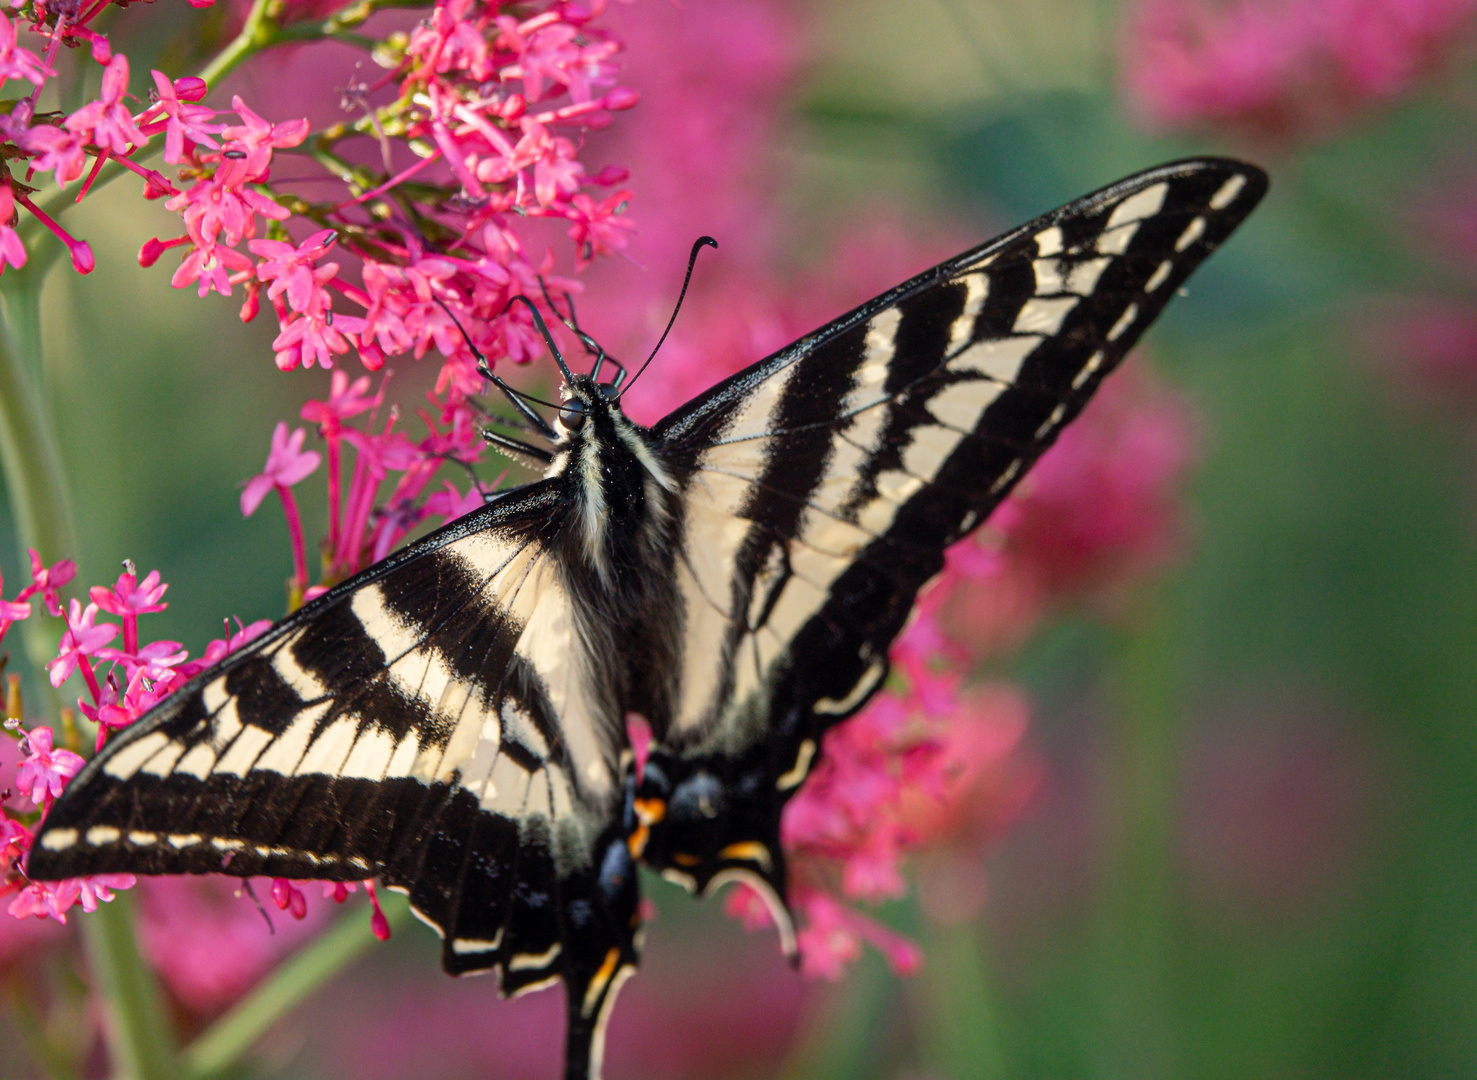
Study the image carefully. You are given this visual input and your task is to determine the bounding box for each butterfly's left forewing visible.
[30,482,640,1076]
[640,159,1267,918]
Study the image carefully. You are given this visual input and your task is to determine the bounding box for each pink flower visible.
[147,68,223,164]
[90,568,168,618]
[249,229,339,314]
[97,638,188,683]
[64,54,147,155]
[0,14,51,85]
[423,481,486,524]
[0,567,32,648]
[8,881,70,922]
[47,600,118,689]
[10,873,135,923]
[14,727,85,807]
[22,123,89,187]
[19,548,76,617]
[219,97,309,183]
[565,188,635,266]
[171,242,254,298]
[175,617,271,681]
[270,309,367,372]
[166,174,289,251]
[241,422,321,516]
[301,370,375,434]
[0,816,33,867]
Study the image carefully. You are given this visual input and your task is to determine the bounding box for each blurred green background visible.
[6,0,1477,1077]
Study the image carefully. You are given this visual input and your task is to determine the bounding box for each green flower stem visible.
[1094,591,1180,1080]
[196,0,279,89]
[183,890,412,1080]
[775,956,892,1080]
[81,894,181,1080]
[915,918,1009,1080]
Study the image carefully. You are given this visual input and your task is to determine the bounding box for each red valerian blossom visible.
[0,1,638,413]
[242,421,322,597]
[1120,0,1477,138]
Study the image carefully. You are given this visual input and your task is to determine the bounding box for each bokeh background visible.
[4,0,1477,1077]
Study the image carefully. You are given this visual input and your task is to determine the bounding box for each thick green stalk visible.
[184,891,412,1079]
[81,894,181,1080]
[0,267,75,677]
[0,267,180,1080]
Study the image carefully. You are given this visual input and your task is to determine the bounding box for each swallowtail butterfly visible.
[30,158,1266,1080]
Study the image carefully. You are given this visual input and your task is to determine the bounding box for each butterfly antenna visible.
[503,294,576,384]
[619,235,717,399]
[433,296,558,439]
[537,277,623,385]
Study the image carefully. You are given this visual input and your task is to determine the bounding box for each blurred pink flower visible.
[137,876,332,1013]
[1121,0,1477,138]
[1361,295,1477,411]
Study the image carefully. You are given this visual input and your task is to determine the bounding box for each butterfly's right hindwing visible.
[29,481,640,1076]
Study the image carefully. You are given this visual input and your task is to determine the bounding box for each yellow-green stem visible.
[196,0,280,88]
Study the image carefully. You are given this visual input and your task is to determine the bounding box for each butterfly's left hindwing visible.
[29,482,641,1078]
[637,159,1267,923]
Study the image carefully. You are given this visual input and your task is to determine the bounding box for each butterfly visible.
[30,157,1265,1080]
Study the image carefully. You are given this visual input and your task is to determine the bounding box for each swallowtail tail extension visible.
[31,158,1266,1080]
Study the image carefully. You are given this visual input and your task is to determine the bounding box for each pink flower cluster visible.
[0,555,269,923]
[244,370,499,603]
[1121,0,1477,138]
[137,0,638,393]
[0,550,394,955]
[0,2,637,400]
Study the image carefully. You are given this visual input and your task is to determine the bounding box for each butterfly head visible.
[554,374,624,441]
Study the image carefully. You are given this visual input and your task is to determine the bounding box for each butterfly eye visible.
[559,399,587,433]
[600,384,619,399]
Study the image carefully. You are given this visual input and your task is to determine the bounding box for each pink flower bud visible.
[366,881,391,941]
[174,77,208,102]
[68,239,94,275]
[239,282,260,323]
[499,94,526,121]
[602,87,639,111]
[138,237,170,267]
[590,165,629,186]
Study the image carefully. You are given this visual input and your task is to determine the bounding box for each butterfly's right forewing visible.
[641,159,1267,911]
